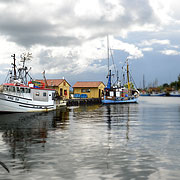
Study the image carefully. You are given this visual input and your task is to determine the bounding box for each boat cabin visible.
[2,83,55,102]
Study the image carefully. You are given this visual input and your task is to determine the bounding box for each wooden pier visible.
[67,98,102,106]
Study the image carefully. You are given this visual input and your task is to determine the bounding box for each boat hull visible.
[0,93,56,113]
[150,93,166,96]
[169,94,180,97]
[102,97,138,104]
[169,92,180,97]
[140,94,150,96]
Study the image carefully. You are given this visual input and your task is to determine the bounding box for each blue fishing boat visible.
[102,60,139,104]
[101,36,139,104]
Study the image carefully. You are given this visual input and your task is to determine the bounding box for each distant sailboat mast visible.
[143,74,145,89]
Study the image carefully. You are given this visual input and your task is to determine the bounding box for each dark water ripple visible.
[0,97,180,179]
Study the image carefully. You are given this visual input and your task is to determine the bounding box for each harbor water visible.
[0,97,180,180]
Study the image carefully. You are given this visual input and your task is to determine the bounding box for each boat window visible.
[5,86,9,91]
[52,92,55,100]
[36,92,40,96]
[17,87,20,93]
[9,86,13,92]
[105,90,109,96]
[25,88,31,93]
[110,91,114,97]
[20,88,24,93]
[12,87,15,92]
[43,92,47,97]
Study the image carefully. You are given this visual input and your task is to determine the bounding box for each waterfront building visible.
[36,79,71,99]
[73,81,105,99]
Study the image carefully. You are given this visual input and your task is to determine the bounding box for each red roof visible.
[73,81,104,88]
[36,79,70,87]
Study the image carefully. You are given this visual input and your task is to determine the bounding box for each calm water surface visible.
[0,97,180,180]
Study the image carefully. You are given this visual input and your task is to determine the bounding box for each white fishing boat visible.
[150,92,166,96]
[0,53,56,113]
[169,91,180,97]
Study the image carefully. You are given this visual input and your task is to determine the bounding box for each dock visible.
[67,98,101,106]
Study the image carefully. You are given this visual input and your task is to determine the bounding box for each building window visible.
[43,92,47,97]
[86,89,90,92]
[60,88,63,96]
[64,90,67,96]
[81,89,86,93]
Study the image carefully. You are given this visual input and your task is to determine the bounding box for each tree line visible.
[162,74,180,90]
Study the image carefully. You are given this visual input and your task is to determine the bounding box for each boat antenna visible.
[19,52,32,84]
[126,59,130,91]
[42,70,48,88]
[11,54,16,80]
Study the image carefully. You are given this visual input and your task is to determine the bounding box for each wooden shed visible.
[36,79,71,99]
[73,81,105,98]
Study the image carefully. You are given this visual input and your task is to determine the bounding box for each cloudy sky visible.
[0,0,180,87]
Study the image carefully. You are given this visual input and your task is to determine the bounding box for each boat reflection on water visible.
[105,104,134,141]
[0,109,69,165]
[52,108,70,129]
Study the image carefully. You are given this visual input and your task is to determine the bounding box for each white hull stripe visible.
[3,93,32,101]
[0,97,54,108]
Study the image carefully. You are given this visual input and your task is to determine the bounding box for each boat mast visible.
[143,74,145,89]
[107,35,110,74]
[11,54,16,80]
[126,59,130,91]
[106,35,111,89]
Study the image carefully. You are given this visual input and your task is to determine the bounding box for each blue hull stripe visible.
[102,98,138,104]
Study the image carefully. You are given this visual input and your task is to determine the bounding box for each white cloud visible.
[149,0,173,25]
[0,0,180,84]
[26,36,143,75]
[0,36,26,64]
[139,39,170,46]
[141,47,153,52]
[160,49,180,56]
[0,0,160,47]
[109,36,143,59]
[74,0,125,21]
[0,35,143,78]
[149,0,180,25]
